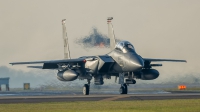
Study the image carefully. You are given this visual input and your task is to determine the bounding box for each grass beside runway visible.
[0,99,200,112]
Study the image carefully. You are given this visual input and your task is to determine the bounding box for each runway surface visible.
[0,90,200,103]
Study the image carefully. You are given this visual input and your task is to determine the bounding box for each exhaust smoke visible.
[75,27,120,48]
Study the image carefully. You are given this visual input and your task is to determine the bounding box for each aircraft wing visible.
[9,58,86,69]
[143,58,187,62]
[142,58,186,68]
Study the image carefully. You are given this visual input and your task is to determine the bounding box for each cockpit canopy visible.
[115,41,135,53]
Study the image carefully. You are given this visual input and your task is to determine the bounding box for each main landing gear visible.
[83,79,90,95]
[119,84,128,94]
[83,84,89,95]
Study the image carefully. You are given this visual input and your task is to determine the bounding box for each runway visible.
[0,90,200,103]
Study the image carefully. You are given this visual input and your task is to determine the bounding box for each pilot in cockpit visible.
[115,41,135,53]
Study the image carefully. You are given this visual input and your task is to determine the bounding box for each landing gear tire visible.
[83,84,89,95]
[123,84,128,94]
[119,84,128,94]
[119,86,125,94]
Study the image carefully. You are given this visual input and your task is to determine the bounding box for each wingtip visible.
[181,60,187,63]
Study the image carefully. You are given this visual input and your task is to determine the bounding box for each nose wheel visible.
[119,84,128,94]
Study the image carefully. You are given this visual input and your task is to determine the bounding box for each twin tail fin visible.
[62,19,71,59]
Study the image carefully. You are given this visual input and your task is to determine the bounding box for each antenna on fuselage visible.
[107,17,116,50]
[62,19,71,59]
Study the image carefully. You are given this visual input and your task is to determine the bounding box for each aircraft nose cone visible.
[129,54,144,71]
[134,57,144,68]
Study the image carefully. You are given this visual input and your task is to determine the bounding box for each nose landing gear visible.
[118,73,128,94]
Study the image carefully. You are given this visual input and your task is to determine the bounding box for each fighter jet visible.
[10,17,186,95]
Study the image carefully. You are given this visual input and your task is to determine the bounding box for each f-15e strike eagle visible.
[10,17,186,95]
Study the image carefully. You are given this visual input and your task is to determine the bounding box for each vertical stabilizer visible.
[107,17,116,50]
[62,19,71,59]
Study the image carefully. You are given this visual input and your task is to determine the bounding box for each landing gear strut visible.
[119,84,128,94]
[118,73,128,94]
[83,79,91,95]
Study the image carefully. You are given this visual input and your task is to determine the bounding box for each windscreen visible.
[115,41,135,52]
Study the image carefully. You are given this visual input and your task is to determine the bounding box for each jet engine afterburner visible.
[140,69,159,80]
[57,70,78,81]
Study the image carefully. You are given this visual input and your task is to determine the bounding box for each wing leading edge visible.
[10,58,86,69]
[143,58,186,68]
[143,58,187,62]
[10,58,85,65]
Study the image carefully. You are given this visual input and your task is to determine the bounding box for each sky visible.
[0,0,200,87]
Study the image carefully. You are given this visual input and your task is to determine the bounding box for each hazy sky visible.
[0,0,200,76]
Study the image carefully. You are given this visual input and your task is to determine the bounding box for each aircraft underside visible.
[56,55,160,95]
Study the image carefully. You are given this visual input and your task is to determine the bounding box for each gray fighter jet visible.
[10,17,186,95]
